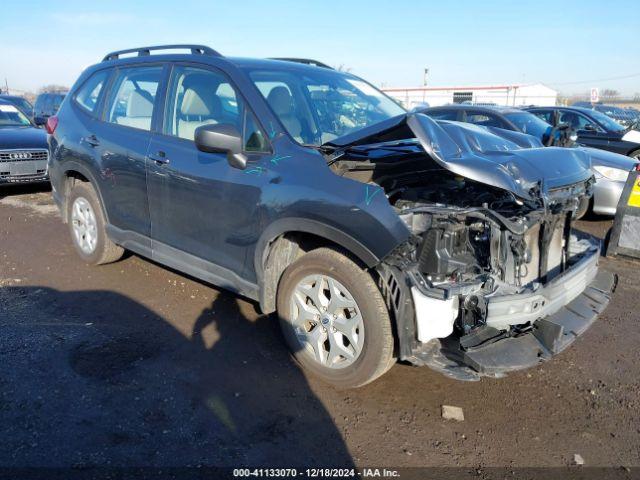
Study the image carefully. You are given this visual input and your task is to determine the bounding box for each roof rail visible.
[270,58,333,69]
[102,44,221,62]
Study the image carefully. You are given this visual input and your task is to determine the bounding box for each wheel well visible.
[259,231,371,314]
[59,170,90,222]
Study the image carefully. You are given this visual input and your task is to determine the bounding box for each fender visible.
[58,160,108,223]
[254,217,383,280]
[254,217,397,314]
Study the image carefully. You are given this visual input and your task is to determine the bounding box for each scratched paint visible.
[365,185,381,205]
[244,166,266,176]
[270,155,291,166]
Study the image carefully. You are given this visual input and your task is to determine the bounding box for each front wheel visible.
[276,248,395,388]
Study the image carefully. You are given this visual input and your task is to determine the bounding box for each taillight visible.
[45,115,58,134]
[635,163,640,172]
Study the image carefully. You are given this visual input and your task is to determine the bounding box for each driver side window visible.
[559,111,597,131]
[165,66,268,152]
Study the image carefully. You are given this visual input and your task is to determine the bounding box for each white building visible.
[382,83,558,109]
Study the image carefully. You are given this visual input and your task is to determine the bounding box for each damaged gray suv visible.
[48,45,615,388]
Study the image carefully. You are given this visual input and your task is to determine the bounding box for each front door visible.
[146,64,272,288]
[558,109,611,150]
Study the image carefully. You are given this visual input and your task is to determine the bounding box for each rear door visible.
[93,64,165,239]
[146,63,272,286]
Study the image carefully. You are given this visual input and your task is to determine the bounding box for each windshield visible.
[0,104,32,127]
[588,109,626,132]
[504,112,550,139]
[247,67,406,146]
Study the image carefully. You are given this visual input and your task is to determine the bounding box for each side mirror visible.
[194,123,247,170]
[33,116,47,126]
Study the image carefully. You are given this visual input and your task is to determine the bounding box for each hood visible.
[582,146,638,171]
[327,113,592,201]
[621,129,640,144]
[0,126,48,150]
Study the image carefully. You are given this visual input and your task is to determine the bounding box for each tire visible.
[630,149,640,161]
[276,248,395,388]
[67,182,124,265]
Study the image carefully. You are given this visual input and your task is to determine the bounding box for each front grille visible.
[0,150,48,162]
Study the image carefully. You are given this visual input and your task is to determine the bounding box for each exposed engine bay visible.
[324,115,611,379]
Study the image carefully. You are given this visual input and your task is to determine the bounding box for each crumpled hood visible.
[328,113,593,201]
[0,126,48,150]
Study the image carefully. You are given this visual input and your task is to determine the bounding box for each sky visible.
[2,0,639,96]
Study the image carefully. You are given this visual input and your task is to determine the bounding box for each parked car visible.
[33,92,66,127]
[0,94,34,117]
[424,105,637,216]
[525,106,640,159]
[0,99,49,184]
[48,45,614,388]
[573,102,638,127]
[422,104,576,147]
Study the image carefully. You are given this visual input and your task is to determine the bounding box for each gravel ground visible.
[0,184,639,473]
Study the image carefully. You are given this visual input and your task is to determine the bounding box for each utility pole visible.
[3,78,8,94]
[423,68,429,86]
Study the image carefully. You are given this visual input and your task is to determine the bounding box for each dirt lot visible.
[1,184,639,473]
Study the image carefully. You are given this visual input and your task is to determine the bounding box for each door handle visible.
[148,151,170,165]
[81,135,100,147]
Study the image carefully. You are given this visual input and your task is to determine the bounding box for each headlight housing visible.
[593,166,629,182]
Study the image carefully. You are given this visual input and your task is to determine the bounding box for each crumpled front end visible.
[377,184,615,380]
[327,113,615,380]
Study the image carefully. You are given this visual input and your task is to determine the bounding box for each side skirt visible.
[105,224,260,301]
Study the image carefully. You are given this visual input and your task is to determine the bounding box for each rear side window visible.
[106,66,162,131]
[75,70,110,115]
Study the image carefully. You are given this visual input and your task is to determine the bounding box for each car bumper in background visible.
[593,177,624,216]
[0,150,49,184]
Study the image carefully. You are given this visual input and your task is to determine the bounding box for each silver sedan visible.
[584,148,639,216]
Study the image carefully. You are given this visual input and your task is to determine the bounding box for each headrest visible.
[126,90,154,117]
[267,86,293,116]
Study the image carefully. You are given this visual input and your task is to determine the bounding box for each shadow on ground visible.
[0,286,353,468]
[0,182,51,200]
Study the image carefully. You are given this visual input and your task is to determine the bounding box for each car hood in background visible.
[0,126,48,150]
[582,146,638,171]
[621,129,640,144]
[327,113,593,201]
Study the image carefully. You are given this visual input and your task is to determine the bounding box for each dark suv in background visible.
[48,45,613,387]
[33,92,66,127]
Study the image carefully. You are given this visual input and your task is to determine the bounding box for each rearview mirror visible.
[194,123,247,170]
[583,123,597,132]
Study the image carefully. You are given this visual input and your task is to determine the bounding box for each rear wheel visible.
[276,248,395,388]
[630,149,640,160]
[67,182,124,265]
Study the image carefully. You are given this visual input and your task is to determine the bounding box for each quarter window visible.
[106,66,162,131]
[426,110,459,121]
[465,112,505,128]
[75,70,110,115]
